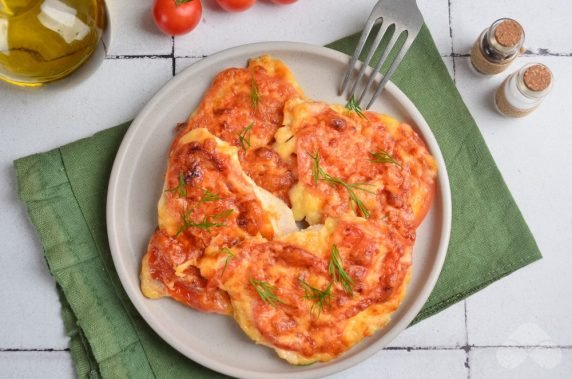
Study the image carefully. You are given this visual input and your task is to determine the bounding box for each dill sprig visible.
[370,150,402,168]
[250,71,261,110]
[328,244,354,295]
[308,152,375,218]
[174,188,231,236]
[198,188,220,204]
[190,216,225,230]
[300,279,332,316]
[346,95,366,118]
[212,208,233,220]
[165,172,188,198]
[175,207,231,237]
[250,278,283,306]
[238,122,254,150]
[221,247,234,276]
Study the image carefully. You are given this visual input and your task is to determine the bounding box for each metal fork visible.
[339,0,424,109]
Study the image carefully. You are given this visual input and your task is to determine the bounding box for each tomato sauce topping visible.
[141,57,437,363]
[294,103,435,236]
[148,230,232,314]
[218,218,413,360]
[176,58,302,203]
[146,136,273,314]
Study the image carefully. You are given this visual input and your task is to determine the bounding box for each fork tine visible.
[357,27,402,104]
[338,17,377,96]
[347,22,390,101]
[365,34,416,109]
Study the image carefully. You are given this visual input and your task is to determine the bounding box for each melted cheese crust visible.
[206,216,413,364]
[141,128,296,314]
[177,55,304,203]
[276,101,437,235]
[141,56,437,365]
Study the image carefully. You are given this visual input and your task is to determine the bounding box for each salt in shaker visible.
[495,63,553,117]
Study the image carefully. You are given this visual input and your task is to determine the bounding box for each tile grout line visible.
[449,2,467,375]
[473,345,572,350]
[0,348,70,352]
[171,36,176,77]
[447,0,457,84]
[523,49,572,57]
[464,301,470,344]
[3,344,571,352]
[105,54,172,59]
[450,52,572,58]
[464,300,471,379]
[101,52,572,60]
[385,344,572,351]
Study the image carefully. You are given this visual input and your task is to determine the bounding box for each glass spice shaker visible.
[471,18,525,75]
[495,63,553,117]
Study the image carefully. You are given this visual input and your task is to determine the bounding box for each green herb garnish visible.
[250,278,283,306]
[191,216,226,230]
[309,151,374,218]
[166,172,188,198]
[173,188,231,236]
[370,150,402,168]
[250,72,261,110]
[175,207,227,236]
[300,279,332,316]
[328,244,354,295]
[346,95,366,118]
[198,188,220,204]
[221,247,234,276]
[212,208,233,220]
[239,122,254,150]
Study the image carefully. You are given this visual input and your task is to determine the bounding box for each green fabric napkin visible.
[14,25,541,378]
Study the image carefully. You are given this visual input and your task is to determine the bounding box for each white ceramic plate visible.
[107,42,451,379]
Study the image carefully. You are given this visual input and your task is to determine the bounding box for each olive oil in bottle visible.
[0,0,106,86]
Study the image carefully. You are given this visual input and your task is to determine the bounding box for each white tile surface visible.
[390,301,467,348]
[0,58,171,349]
[175,55,454,87]
[106,1,172,56]
[0,350,469,379]
[450,0,572,55]
[443,56,455,79]
[0,176,68,349]
[175,0,451,57]
[418,0,452,56]
[175,57,202,75]
[0,352,74,379]
[0,58,172,157]
[470,348,572,379]
[328,349,468,379]
[455,56,572,346]
[2,0,572,377]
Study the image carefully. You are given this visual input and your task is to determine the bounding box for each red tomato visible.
[153,0,203,35]
[270,0,297,4]
[216,0,256,12]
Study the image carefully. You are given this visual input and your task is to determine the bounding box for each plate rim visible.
[107,41,452,379]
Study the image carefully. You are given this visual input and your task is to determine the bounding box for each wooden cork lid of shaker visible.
[495,19,523,47]
[523,64,552,92]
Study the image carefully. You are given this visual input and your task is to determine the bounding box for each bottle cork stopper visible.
[494,20,523,47]
[523,64,551,92]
